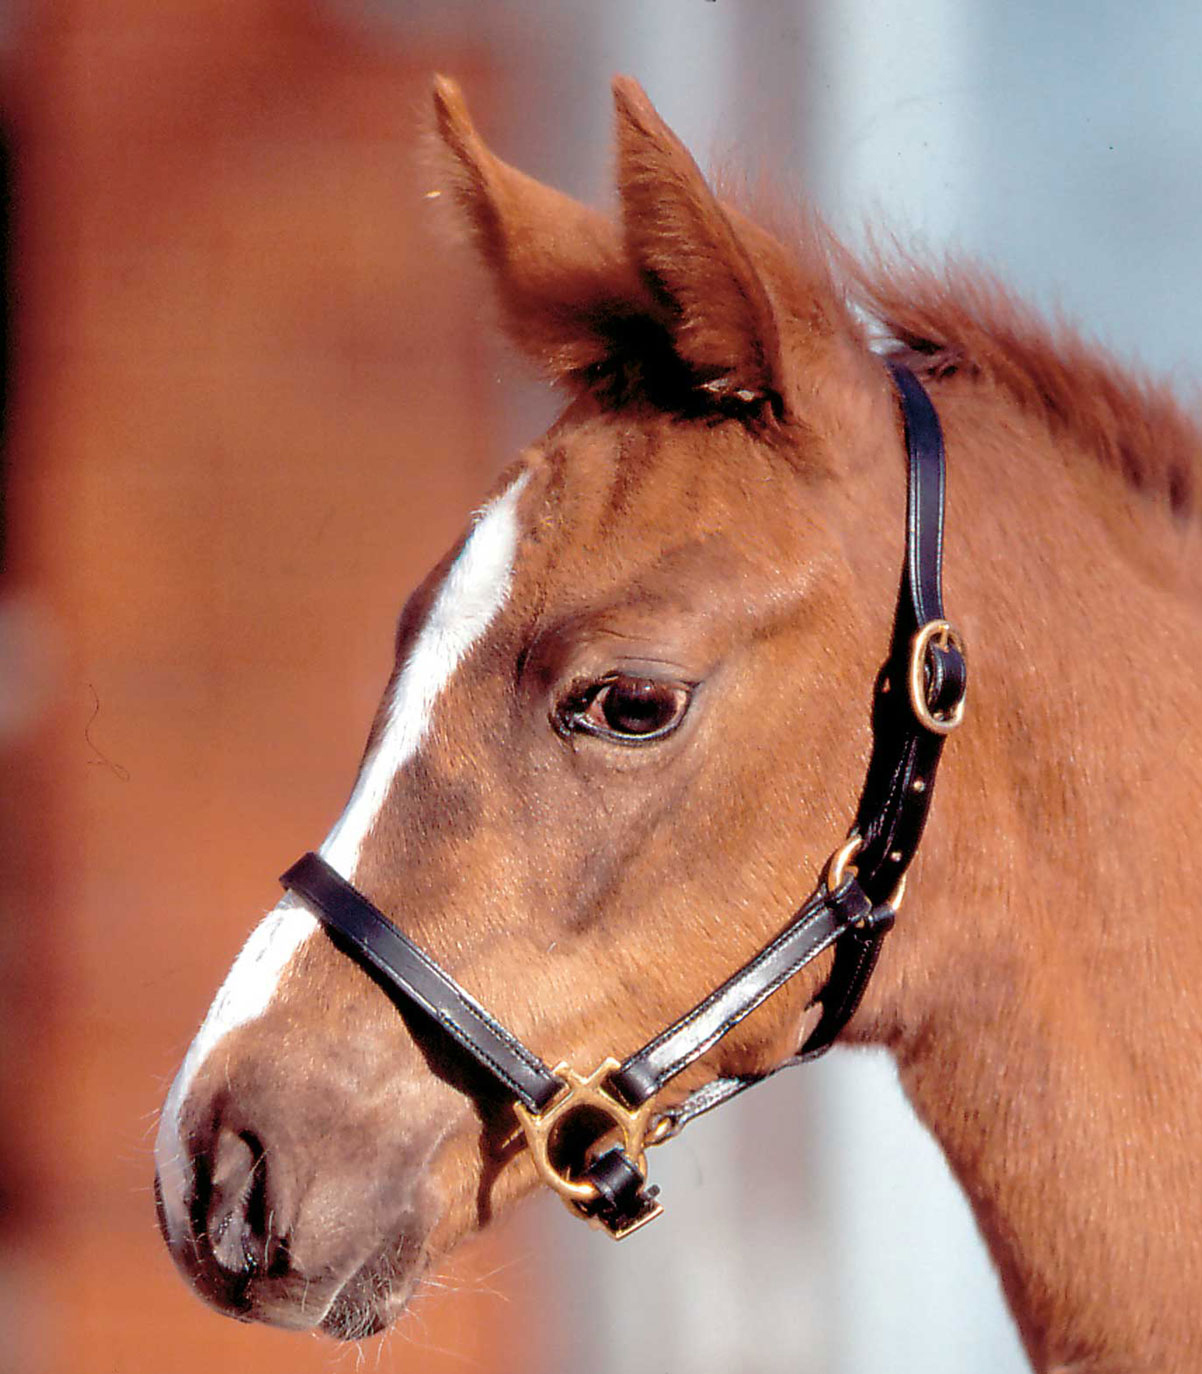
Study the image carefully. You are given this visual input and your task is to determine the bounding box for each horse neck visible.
[847,377,1202,1371]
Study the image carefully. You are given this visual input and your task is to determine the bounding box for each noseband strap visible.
[278,853,565,1113]
[281,360,966,1239]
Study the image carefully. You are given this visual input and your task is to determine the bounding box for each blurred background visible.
[2,2,1199,1371]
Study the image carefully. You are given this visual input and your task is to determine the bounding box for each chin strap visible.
[280,359,967,1240]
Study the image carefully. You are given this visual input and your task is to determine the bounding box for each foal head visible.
[155,77,899,1336]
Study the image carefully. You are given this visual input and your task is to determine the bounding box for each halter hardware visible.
[513,1059,665,1237]
[908,618,968,735]
[279,360,967,1241]
[825,834,907,919]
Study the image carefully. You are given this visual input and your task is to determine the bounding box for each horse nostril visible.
[205,1128,278,1278]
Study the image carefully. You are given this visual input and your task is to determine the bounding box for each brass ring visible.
[645,1115,680,1148]
[826,833,907,913]
[825,834,863,893]
[513,1059,656,1209]
[908,619,967,735]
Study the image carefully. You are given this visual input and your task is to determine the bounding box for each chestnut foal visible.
[155,77,1202,1372]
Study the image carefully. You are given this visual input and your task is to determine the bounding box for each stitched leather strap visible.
[607,878,877,1107]
[778,359,966,1067]
[280,852,566,1113]
[855,360,966,899]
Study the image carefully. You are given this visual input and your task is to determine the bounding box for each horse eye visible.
[563,675,692,744]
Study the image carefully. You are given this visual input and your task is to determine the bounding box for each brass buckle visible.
[513,1058,665,1238]
[825,835,907,916]
[907,619,966,735]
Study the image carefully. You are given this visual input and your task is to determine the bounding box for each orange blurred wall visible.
[3,3,537,1369]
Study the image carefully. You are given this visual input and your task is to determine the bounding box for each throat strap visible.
[795,360,967,1060]
[854,360,967,901]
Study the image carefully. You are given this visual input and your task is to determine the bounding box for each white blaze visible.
[155,475,529,1239]
[321,472,530,878]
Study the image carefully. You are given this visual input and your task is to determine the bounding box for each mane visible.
[718,173,1200,524]
[841,243,1202,523]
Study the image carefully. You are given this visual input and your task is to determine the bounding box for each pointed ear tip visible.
[431,72,461,104]
[431,74,474,143]
[611,76,684,160]
[611,75,655,120]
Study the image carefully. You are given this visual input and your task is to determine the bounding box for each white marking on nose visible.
[320,471,529,880]
[155,474,530,1240]
[155,899,316,1243]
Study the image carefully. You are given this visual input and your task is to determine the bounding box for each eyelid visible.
[554,672,695,746]
[566,667,698,695]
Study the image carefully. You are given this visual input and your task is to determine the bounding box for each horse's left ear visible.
[613,77,785,412]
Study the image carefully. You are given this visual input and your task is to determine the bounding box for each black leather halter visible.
[281,360,967,1239]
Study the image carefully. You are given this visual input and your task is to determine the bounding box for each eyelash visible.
[555,674,694,746]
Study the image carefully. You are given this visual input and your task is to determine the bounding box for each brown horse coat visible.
[155,76,1202,1372]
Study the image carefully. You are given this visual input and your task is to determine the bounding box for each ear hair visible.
[431,75,859,428]
[612,76,784,411]
[431,75,651,383]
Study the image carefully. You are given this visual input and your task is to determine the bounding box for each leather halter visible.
[281,360,967,1239]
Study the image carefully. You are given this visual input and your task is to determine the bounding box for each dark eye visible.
[559,675,693,744]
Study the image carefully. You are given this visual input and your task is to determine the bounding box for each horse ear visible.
[431,76,649,382]
[612,77,784,410]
